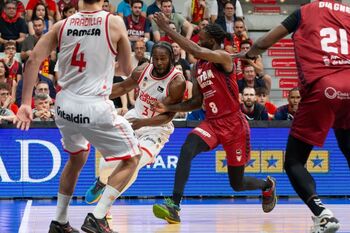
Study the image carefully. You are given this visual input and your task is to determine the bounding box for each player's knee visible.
[180,142,196,159]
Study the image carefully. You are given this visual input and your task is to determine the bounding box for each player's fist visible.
[151,101,168,114]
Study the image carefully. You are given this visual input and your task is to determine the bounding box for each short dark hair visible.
[160,0,172,6]
[240,39,252,47]
[131,0,143,7]
[224,1,235,9]
[255,87,268,96]
[32,17,45,24]
[83,0,101,5]
[0,82,10,91]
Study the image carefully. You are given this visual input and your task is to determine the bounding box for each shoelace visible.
[92,179,105,193]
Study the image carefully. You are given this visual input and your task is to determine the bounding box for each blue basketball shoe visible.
[85,177,106,204]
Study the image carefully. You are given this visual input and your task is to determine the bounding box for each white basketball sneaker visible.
[310,209,340,233]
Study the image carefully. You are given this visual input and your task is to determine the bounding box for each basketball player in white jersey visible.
[15,0,141,232]
[84,42,186,218]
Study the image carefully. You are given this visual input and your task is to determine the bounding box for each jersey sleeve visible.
[281,9,301,34]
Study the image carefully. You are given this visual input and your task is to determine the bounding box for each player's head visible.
[151,42,175,76]
[199,24,231,50]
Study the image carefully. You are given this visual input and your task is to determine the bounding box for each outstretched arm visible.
[245,25,289,59]
[110,63,148,99]
[153,12,233,73]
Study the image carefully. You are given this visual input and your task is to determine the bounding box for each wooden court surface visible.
[21,203,350,233]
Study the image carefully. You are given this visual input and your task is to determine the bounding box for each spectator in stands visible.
[237,65,267,93]
[31,80,54,107]
[217,0,243,19]
[237,40,272,89]
[16,73,56,106]
[28,3,53,35]
[0,79,17,113]
[224,17,248,54]
[26,0,60,22]
[4,0,25,18]
[160,21,176,43]
[3,40,22,82]
[0,59,16,100]
[183,0,211,25]
[131,40,150,69]
[26,0,60,21]
[274,88,301,120]
[152,0,193,42]
[215,1,236,33]
[21,17,55,78]
[57,0,78,15]
[240,87,268,121]
[32,93,54,121]
[61,4,76,19]
[146,0,174,21]
[256,87,276,120]
[191,19,209,44]
[0,0,27,52]
[172,42,191,80]
[102,0,110,12]
[124,0,153,52]
[117,0,147,18]
[0,82,16,123]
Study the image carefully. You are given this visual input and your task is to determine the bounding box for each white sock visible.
[55,193,72,224]
[93,185,120,219]
[319,208,333,217]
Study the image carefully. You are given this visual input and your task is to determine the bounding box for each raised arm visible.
[153,12,232,72]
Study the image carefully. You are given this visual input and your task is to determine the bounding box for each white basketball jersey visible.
[58,10,116,96]
[134,64,181,119]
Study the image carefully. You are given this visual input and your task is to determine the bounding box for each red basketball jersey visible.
[195,60,240,119]
[293,1,350,85]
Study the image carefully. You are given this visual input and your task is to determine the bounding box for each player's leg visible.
[49,126,89,233]
[285,135,340,233]
[80,116,141,233]
[227,165,276,212]
[153,133,211,224]
[335,129,350,169]
[223,114,276,213]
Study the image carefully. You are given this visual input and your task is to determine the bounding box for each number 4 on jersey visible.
[71,43,87,72]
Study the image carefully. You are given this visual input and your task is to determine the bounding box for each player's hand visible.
[128,118,144,130]
[120,107,128,116]
[14,104,33,131]
[152,101,168,114]
[153,12,170,32]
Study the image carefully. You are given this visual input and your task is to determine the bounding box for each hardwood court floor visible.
[16,200,350,233]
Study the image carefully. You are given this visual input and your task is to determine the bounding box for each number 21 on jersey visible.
[71,43,87,72]
[320,27,348,55]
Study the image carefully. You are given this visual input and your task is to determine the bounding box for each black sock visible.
[307,196,325,216]
[172,192,182,207]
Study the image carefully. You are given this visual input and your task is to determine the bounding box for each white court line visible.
[18,200,32,233]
